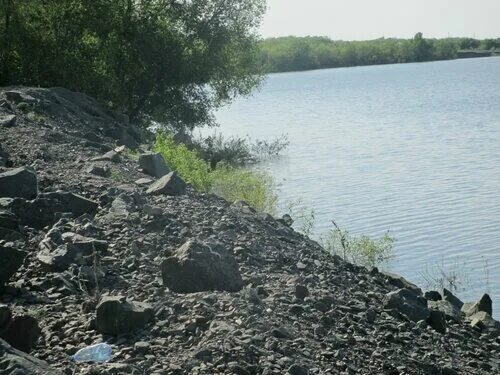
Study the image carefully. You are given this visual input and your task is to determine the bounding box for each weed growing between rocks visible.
[155,133,278,213]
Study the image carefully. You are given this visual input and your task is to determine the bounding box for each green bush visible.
[154,133,277,213]
[320,222,395,268]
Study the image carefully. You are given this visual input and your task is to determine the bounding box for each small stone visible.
[288,364,309,375]
[146,171,186,196]
[86,164,111,177]
[144,204,163,216]
[133,341,151,354]
[92,150,120,163]
[96,296,154,335]
[139,153,170,178]
[296,261,307,270]
[295,284,309,299]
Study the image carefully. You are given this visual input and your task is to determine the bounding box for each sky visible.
[260,0,500,41]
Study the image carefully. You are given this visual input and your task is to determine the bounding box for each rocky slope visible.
[0,87,498,375]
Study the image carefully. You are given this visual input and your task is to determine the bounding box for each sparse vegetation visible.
[154,133,278,213]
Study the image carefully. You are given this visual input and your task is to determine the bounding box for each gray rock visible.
[96,296,154,335]
[288,364,310,375]
[295,284,309,300]
[41,191,98,217]
[161,239,244,293]
[92,150,121,162]
[0,338,63,374]
[0,167,38,199]
[468,311,500,332]
[0,245,27,284]
[5,90,36,104]
[428,300,463,321]
[0,210,18,230]
[134,177,153,186]
[442,288,463,309]
[427,310,446,334]
[381,271,422,295]
[139,153,171,178]
[0,315,41,353]
[144,204,163,216]
[86,164,111,177]
[146,171,186,196]
[461,294,492,317]
[383,288,429,322]
[0,114,16,128]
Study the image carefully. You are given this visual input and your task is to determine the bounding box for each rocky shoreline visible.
[0,87,498,374]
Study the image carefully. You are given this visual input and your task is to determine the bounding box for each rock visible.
[0,315,41,353]
[383,288,429,322]
[91,150,121,162]
[0,305,12,328]
[381,271,422,295]
[461,294,492,317]
[424,290,442,301]
[278,214,294,227]
[139,153,171,178]
[0,338,63,374]
[0,167,38,199]
[442,288,463,309]
[86,164,111,177]
[5,90,36,104]
[161,239,244,293]
[0,245,27,284]
[428,300,463,322]
[133,341,151,354]
[41,191,98,217]
[468,311,500,332]
[144,204,163,216]
[0,210,18,230]
[288,364,310,375]
[441,367,459,375]
[37,232,107,271]
[427,310,446,334]
[365,308,377,324]
[295,284,309,300]
[96,296,154,335]
[0,114,16,128]
[134,177,153,186]
[146,171,186,196]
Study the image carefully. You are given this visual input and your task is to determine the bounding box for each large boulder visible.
[161,240,244,293]
[139,153,170,178]
[96,296,153,335]
[146,171,186,196]
[468,311,500,332]
[0,167,37,199]
[383,288,429,322]
[0,245,27,285]
[0,338,64,374]
[381,271,422,295]
[0,315,41,353]
[40,191,98,217]
[0,305,11,328]
[38,231,107,271]
[461,294,492,317]
[442,288,463,309]
[428,300,463,322]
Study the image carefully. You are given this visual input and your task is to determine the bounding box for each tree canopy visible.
[0,0,266,130]
[259,34,500,73]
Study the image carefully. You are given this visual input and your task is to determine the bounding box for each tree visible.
[412,32,433,62]
[0,0,267,130]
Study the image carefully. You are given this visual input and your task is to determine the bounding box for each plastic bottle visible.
[71,343,113,363]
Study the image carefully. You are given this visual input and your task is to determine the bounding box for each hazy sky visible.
[260,0,500,40]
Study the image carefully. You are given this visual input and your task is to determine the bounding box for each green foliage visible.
[193,132,289,169]
[285,199,316,236]
[321,223,395,269]
[258,34,499,73]
[0,0,266,130]
[154,134,277,213]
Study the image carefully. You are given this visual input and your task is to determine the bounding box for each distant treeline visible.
[259,34,500,73]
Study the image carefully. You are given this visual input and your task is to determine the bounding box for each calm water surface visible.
[215,57,500,314]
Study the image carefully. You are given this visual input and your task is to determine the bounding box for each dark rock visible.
[462,294,492,317]
[271,326,292,339]
[381,271,422,295]
[383,288,429,322]
[0,245,27,284]
[0,114,16,128]
[96,296,153,335]
[86,164,111,177]
[295,284,309,300]
[5,90,36,104]
[41,191,98,217]
[424,290,442,301]
[0,167,38,199]
[365,308,377,324]
[139,153,171,178]
[428,300,463,322]
[0,315,41,353]
[288,364,310,375]
[427,310,446,334]
[146,171,186,196]
[91,150,121,162]
[0,338,64,374]
[441,367,459,375]
[0,305,11,328]
[442,288,463,309]
[0,210,18,230]
[468,311,500,332]
[278,214,294,227]
[161,239,243,293]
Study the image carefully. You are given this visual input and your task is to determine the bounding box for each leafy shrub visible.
[321,223,395,269]
[193,132,289,169]
[154,133,277,213]
[285,199,316,236]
